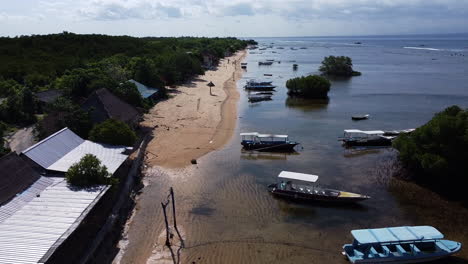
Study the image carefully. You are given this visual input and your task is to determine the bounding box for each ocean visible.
[156,34,468,263]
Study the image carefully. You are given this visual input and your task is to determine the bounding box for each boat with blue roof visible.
[342,226,462,263]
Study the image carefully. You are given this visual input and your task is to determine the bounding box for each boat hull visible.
[241,142,298,152]
[343,137,392,147]
[244,86,276,91]
[268,185,369,203]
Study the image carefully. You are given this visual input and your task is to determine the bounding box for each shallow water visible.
[145,35,468,263]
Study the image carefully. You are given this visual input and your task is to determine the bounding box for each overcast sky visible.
[1,0,468,37]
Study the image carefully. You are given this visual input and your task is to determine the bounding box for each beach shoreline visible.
[141,50,246,168]
[115,50,247,264]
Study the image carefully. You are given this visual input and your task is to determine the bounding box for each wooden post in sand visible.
[161,202,171,247]
[170,187,184,247]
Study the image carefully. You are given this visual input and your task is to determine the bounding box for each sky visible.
[1,0,468,37]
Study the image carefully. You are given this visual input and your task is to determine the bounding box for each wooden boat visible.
[341,129,394,147]
[244,80,276,91]
[258,61,274,65]
[383,129,415,136]
[352,114,369,120]
[248,94,272,103]
[343,226,462,264]
[240,132,298,152]
[268,171,370,203]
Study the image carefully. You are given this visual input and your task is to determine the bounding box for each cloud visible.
[78,0,183,20]
[223,3,255,16]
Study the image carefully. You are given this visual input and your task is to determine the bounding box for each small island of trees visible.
[319,56,361,77]
[285,75,331,99]
[393,105,468,199]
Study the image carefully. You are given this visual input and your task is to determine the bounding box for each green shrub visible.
[393,105,468,196]
[286,75,331,99]
[89,119,136,146]
[66,154,110,187]
[319,56,361,77]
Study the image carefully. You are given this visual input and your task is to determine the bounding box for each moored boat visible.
[352,114,370,120]
[267,171,370,203]
[241,63,247,69]
[258,61,274,65]
[342,226,462,264]
[240,132,298,152]
[341,129,394,147]
[244,80,276,91]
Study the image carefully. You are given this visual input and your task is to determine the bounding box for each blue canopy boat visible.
[343,226,462,263]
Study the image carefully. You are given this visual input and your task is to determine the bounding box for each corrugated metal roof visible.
[0,177,109,264]
[22,128,84,169]
[22,128,128,174]
[128,79,158,98]
[47,141,129,174]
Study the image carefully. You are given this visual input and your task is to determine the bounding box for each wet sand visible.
[115,51,247,264]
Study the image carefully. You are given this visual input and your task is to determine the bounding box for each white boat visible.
[244,80,276,90]
[343,226,462,263]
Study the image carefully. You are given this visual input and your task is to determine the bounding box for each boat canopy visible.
[351,226,444,245]
[278,171,319,183]
[258,134,288,138]
[240,132,288,139]
[344,129,385,135]
[240,132,259,136]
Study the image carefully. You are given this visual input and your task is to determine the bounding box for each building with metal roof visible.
[0,153,41,206]
[81,88,139,126]
[22,127,129,174]
[0,177,109,264]
[128,79,159,99]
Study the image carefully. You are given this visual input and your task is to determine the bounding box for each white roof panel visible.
[22,128,84,169]
[240,132,259,136]
[0,177,109,264]
[278,171,319,182]
[22,128,128,174]
[47,141,128,174]
[344,129,385,135]
[258,134,288,138]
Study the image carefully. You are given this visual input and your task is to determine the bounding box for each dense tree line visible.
[393,105,468,199]
[0,32,254,157]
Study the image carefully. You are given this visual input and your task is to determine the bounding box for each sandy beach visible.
[141,50,246,168]
[116,50,246,264]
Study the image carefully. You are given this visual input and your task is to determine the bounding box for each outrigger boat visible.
[244,80,276,91]
[352,114,370,121]
[341,130,394,147]
[343,226,462,263]
[240,132,298,152]
[267,171,370,203]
